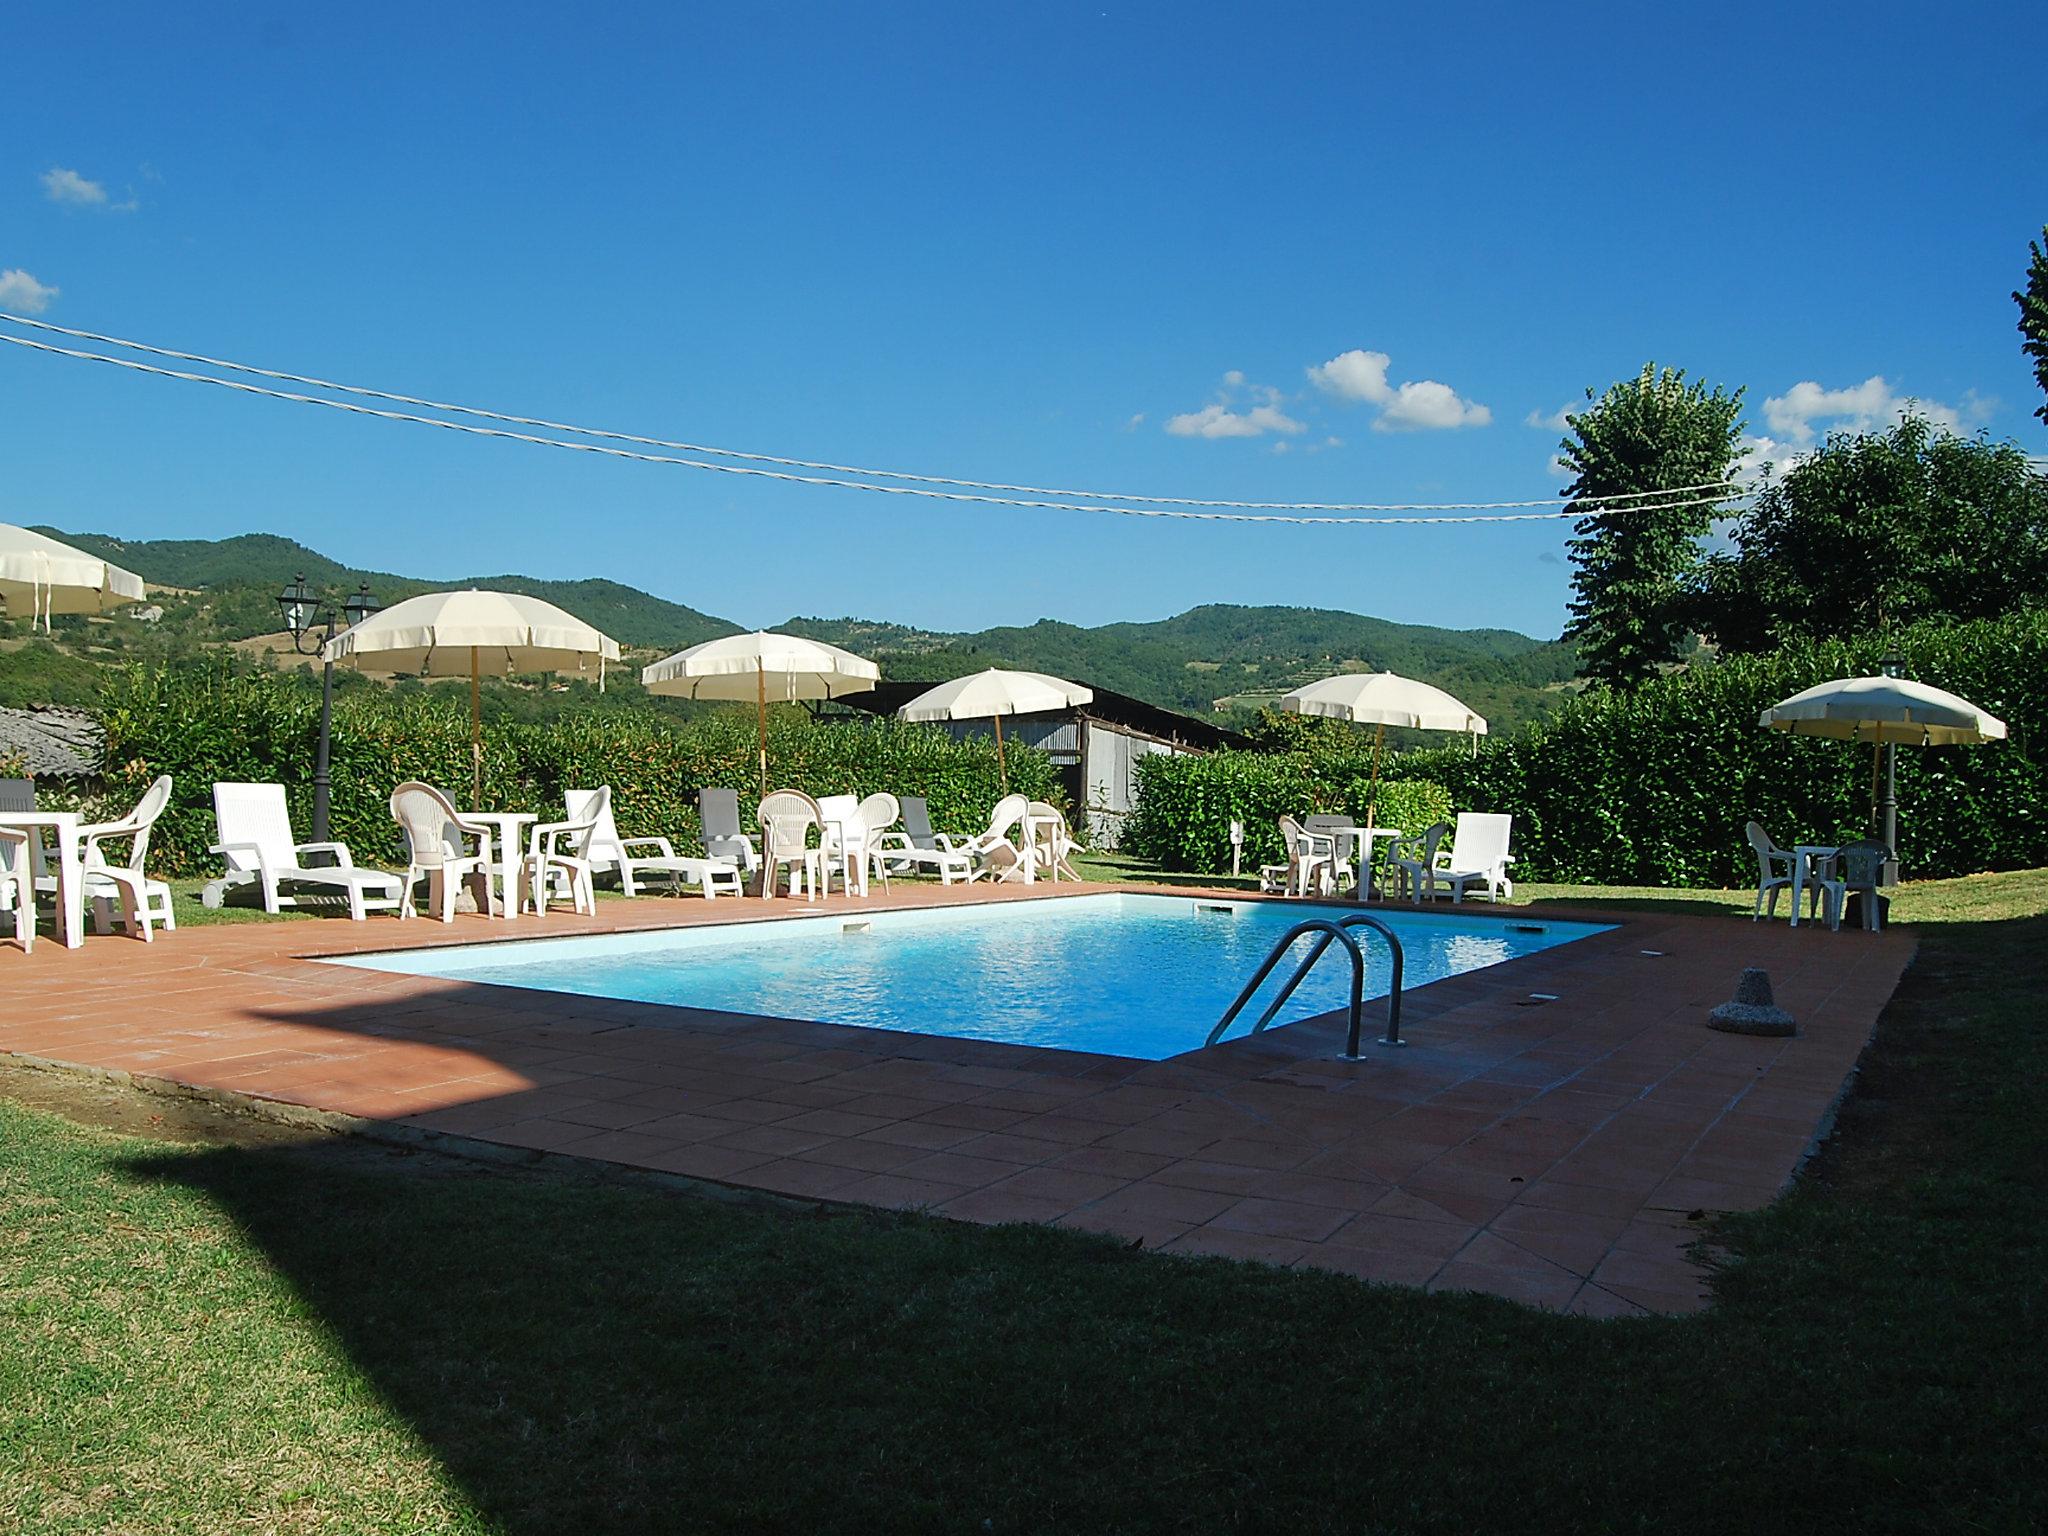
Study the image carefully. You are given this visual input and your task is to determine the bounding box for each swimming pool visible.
[330,894,1610,1061]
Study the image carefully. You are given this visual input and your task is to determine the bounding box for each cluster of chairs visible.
[0,772,1087,949]
[0,774,179,951]
[1746,823,1891,931]
[1260,811,1515,904]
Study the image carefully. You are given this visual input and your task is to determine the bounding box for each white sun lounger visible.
[208,781,405,921]
[567,787,743,898]
[1419,812,1515,903]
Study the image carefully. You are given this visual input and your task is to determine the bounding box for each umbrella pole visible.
[994,712,1008,793]
[756,664,768,803]
[470,646,483,807]
[1365,723,1385,830]
[1869,742,1884,837]
[1882,742,1898,855]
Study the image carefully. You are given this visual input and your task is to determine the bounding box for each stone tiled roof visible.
[0,705,103,778]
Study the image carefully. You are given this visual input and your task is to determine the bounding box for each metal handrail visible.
[1207,913,1406,1060]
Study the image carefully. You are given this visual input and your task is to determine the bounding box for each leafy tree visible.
[1696,415,2048,652]
[1559,364,1746,688]
[2016,224,2048,428]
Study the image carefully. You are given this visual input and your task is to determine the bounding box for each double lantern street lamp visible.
[277,574,378,843]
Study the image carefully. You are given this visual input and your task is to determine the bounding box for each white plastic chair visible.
[568,787,743,899]
[390,781,495,922]
[70,775,177,941]
[1387,821,1451,902]
[208,782,404,920]
[851,793,902,893]
[1,826,33,952]
[1259,816,1335,898]
[961,794,1031,883]
[757,790,825,901]
[1302,814,1358,893]
[1419,812,1515,903]
[1746,821,1800,921]
[1810,839,1889,932]
[525,789,602,916]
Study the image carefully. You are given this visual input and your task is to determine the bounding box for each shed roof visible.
[0,706,103,778]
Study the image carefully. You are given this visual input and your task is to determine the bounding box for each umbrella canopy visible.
[895,668,1094,724]
[324,589,620,804]
[0,523,147,630]
[323,589,620,678]
[1281,671,1486,830]
[1759,676,2007,745]
[1280,672,1488,735]
[896,669,1093,792]
[640,631,880,703]
[642,631,880,798]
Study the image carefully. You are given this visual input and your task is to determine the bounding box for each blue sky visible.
[4,1,2043,641]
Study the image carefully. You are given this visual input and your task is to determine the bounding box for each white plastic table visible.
[458,811,538,916]
[1331,826,1404,897]
[0,810,84,948]
[1788,844,1839,928]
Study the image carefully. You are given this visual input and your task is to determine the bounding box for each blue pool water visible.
[329,894,1610,1061]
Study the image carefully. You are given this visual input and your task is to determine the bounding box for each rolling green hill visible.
[33,529,738,652]
[784,606,1579,731]
[12,528,1576,731]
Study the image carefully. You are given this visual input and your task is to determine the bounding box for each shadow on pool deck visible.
[0,881,1914,1316]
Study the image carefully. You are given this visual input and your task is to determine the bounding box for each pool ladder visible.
[1207,913,1405,1060]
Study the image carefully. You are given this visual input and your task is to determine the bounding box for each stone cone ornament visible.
[1708,968,1796,1037]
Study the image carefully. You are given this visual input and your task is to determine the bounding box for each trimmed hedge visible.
[1381,610,2048,886]
[92,664,1059,878]
[1128,609,2048,888]
[1125,751,1452,875]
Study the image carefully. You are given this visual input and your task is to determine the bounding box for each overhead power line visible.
[0,316,1761,527]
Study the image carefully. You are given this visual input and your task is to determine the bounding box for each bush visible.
[1124,750,1451,874]
[1381,609,2048,886]
[93,663,1059,877]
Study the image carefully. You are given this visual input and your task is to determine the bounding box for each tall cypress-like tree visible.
[2016,224,2048,428]
[1560,364,1745,689]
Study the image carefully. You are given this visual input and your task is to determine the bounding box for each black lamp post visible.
[278,574,378,842]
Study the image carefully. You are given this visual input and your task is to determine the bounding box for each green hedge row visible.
[1124,751,1453,875]
[92,664,1060,878]
[1127,609,2047,888]
[1378,610,2048,887]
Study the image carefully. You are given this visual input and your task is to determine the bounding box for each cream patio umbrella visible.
[1280,671,1488,827]
[1760,671,2006,854]
[0,523,147,630]
[641,631,880,798]
[323,589,621,804]
[896,668,1093,792]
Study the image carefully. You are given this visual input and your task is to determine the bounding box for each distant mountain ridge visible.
[29,527,1576,728]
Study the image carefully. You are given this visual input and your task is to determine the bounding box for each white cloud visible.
[1165,400,1307,439]
[1525,404,1575,431]
[1163,371,1307,440]
[1375,379,1493,432]
[0,269,59,314]
[41,167,107,206]
[1307,347,1490,431]
[1306,348,1393,403]
[1123,412,1146,431]
[1761,375,1982,445]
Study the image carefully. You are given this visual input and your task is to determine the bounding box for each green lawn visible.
[2,872,2043,1532]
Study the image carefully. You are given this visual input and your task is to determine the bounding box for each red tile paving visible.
[0,880,1914,1314]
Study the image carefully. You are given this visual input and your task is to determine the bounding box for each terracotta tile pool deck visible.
[0,881,1914,1316]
